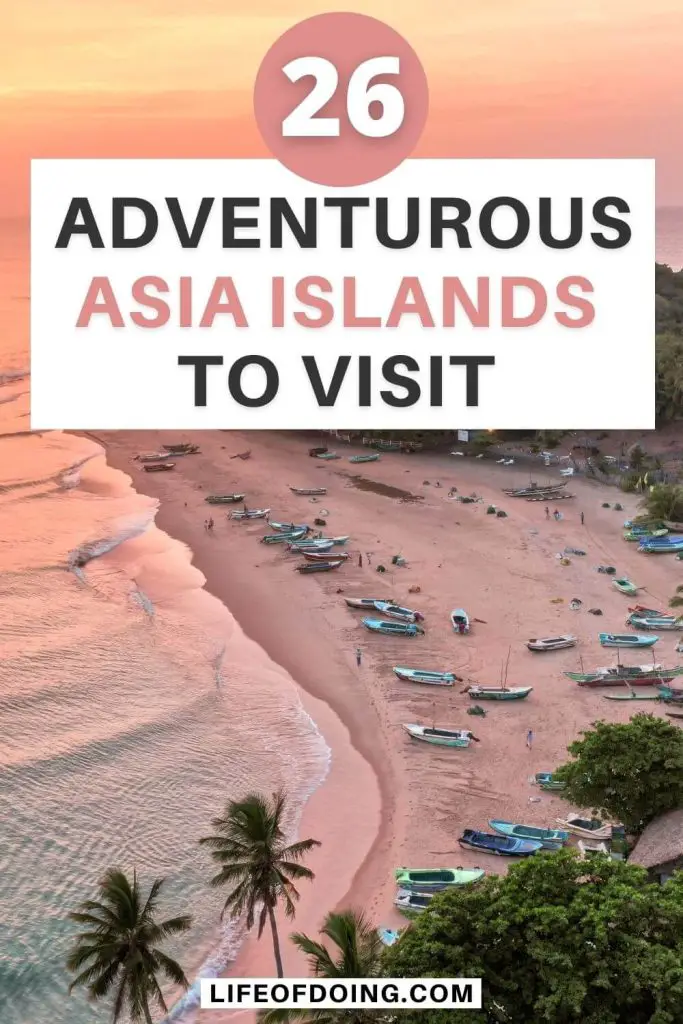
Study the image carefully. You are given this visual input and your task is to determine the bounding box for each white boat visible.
[228,508,271,520]
[345,597,393,609]
[290,487,327,496]
[556,816,614,840]
[394,888,433,913]
[403,724,472,748]
[374,602,424,623]
[393,667,456,686]
[451,608,470,634]
[289,539,335,553]
[526,635,577,652]
[577,839,609,858]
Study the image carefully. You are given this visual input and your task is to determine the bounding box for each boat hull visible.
[205,494,245,504]
[364,619,424,637]
[345,597,392,609]
[599,634,658,648]
[394,868,484,889]
[393,667,455,686]
[489,820,568,847]
[527,636,577,652]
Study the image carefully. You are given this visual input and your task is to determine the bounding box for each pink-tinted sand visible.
[100,430,680,1016]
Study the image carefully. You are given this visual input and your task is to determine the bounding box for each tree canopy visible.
[553,714,683,832]
[384,850,683,1024]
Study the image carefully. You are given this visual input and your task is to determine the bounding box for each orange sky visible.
[1,0,682,213]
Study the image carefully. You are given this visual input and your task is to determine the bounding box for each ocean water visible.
[0,207,682,1024]
[0,221,329,1024]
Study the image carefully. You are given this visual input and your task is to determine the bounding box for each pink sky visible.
[1,0,682,214]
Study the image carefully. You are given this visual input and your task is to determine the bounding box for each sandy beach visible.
[100,430,681,1005]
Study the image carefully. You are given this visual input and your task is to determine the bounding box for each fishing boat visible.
[143,462,175,472]
[403,723,472,747]
[394,867,484,890]
[137,452,171,462]
[535,772,565,791]
[289,539,335,553]
[374,602,424,623]
[308,447,327,456]
[628,605,667,617]
[268,520,310,532]
[296,561,343,574]
[639,534,683,553]
[613,578,639,596]
[626,613,682,631]
[294,536,349,547]
[602,691,660,701]
[364,619,424,637]
[565,663,679,686]
[450,609,470,634]
[228,508,271,520]
[163,443,198,453]
[624,528,668,541]
[466,685,532,701]
[503,481,568,497]
[658,685,683,704]
[290,487,327,496]
[598,633,658,648]
[303,550,349,562]
[458,829,542,856]
[526,493,575,501]
[556,816,614,840]
[349,453,380,463]
[330,536,350,546]
[488,820,568,849]
[526,635,577,652]
[316,452,341,460]
[578,839,609,858]
[205,494,245,504]
[345,597,393,609]
[393,667,456,686]
[261,529,307,544]
[394,889,433,913]
[666,711,683,719]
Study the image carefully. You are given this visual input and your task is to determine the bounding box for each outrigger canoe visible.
[290,487,327,496]
[143,462,175,472]
[403,724,472,747]
[393,667,457,686]
[205,494,245,504]
[229,508,271,520]
[451,609,470,634]
[565,663,679,686]
[303,550,349,562]
[527,635,577,652]
[466,685,532,701]
[296,561,343,574]
[394,867,484,891]
[599,632,658,648]
[363,619,424,637]
[613,578,639,596]
[602,691,660,701]
[374,602,424,623]
[488,820,568,849]
[459,829,542,856]
[345,597,393,609]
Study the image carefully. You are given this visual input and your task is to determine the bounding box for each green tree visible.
[259,910,385,1023]
[554,714,683,832]
[670,585,683,610]
[200,790,320,977]
[385,850,683,1023]
[641,484,683,523]
[66,868,191,1023]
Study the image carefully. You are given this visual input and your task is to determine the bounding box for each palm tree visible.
[259,909,386,1023]
[200,790,320,977]
[66,868,192,1023]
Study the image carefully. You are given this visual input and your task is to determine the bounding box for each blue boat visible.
[639,534,683,553]
[269,520,310,533]
[261,528,307,544]
[393,667,456,686]
[362,619,424,637]
[488,819,568,849]
[599,632,658,648]
[458,829,542,857]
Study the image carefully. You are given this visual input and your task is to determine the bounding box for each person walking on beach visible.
[358,552,363,568]
[207,516,214,532]
[356,647,362,667]
[545,506,550,520]
[526,729,534,749]
[581,511,585,525]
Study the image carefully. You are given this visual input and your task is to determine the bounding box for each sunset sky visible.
[1,0,682,213]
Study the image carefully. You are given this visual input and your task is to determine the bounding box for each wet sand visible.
[101,430,681,1009]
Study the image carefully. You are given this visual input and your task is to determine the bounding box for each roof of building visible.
[630,808,683,869]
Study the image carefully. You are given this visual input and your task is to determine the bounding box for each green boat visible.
[534,771,565,791]
[394,867,484,891]
[489,819,568,849]
[613,578,639,596]
[261,529,307,544]
[602,691,660,701]
[349,453,380,463]
[624,528,667,542]
[466,685,532,701]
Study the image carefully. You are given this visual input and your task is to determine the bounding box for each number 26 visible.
[281,56,405,139]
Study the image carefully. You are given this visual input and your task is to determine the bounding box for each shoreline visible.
[99,433,390,998]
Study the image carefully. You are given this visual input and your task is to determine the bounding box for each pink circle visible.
[253,13,429,187]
